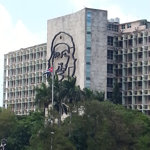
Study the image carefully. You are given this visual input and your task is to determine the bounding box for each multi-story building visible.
[47,8,108,98]
[3,43,47,115]
[3,8,150,115]
[47,8,150,114]
[117,20,150,114]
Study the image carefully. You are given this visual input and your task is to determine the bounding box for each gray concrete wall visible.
[47,9,86,89]
[90,9,107,93]
[47,8,108,94]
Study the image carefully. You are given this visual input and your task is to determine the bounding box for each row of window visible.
[7,90,35,99]
[7,63,46,76]
[85,11,92,88]
[6,76,45,88]
[7,51,46,64]
[107,23,118,32]
[107,36,150,48]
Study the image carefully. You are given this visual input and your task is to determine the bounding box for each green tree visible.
[28,125,76,150]
[0,108,16,139]
[111,82,122,104]
[6,112,44,150]
[35,82,51,112]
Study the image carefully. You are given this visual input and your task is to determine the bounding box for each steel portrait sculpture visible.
[48,32,77,81]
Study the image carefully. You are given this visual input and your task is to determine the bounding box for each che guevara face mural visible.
[48,32,77,81]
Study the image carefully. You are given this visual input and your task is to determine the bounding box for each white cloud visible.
[0,4,45,106]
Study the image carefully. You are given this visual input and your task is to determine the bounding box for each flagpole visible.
[51,64,54,150]
[52,64,54,113]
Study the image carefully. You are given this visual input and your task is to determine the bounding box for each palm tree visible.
[35,82,51,114]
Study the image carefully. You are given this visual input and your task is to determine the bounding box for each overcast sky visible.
[0,0,150,106]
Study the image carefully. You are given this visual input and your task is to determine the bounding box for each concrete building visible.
[116,20,150,114]
[47,8,150,114]
[47,8,109,97]
[3,8,150,115]
[3,43,47,115]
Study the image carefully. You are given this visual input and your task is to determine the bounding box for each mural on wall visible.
[48,32,77,81]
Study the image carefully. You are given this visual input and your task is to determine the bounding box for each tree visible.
[111,82,122,104]
[0,108,16,139]
[35,82,51,112]
[6,111,44,150]
[93,91,104,102]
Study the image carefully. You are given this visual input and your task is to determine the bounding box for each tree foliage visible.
[111,82,122,104]
[1,78,150,149]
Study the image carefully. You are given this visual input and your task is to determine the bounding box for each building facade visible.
[117,20,150,114]
[47,8,108,97]
[3,43,47,115]
[3,8,150,115]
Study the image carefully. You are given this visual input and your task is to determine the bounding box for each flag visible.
[48,67,53,73]
[43,67,53,75]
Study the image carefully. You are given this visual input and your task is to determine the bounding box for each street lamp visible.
[0,138,7,150]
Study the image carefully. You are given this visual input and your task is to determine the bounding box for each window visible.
[128,54,132,61]
[107,92,112,99]
[138,52,142,58]
[86,41,91,48]
[86,55,91,62]
[140,20,147,26]
[118,41,123,48]
[148,36,150,42]
[107,23,118,32]
[86,33,91,42]
[85,80,90,88]
[107,50,113,60]
[107,64,113,74]
[107,78,113,88]
[138,81,142,87]
[128,68,132,75]
[128,39,132,46]
[87,11,91,26]
[128,82,132,90]
[121,24,125,29]
[107,36,113,46]
[127,23,131,28]
[138,38,143,44]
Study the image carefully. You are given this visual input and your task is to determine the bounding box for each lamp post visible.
[62,103,71,137]
[0,138,7,150]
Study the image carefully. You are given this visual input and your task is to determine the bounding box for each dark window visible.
[107,23,118,32]
[118,41,123,47]
[128,82,132,90]
[107,78,113,88]
[128,54,132,61]
[138,38,143,44]
[138,52,142,58]
[148,36,150,42]
[107,92,112,99]
[140,20,147,26]
[107,64,113,74]
[107,50,113,60]
[128,68,132,75]
[138,81,142,87]
[86,77,90,80]
[127,23,131,28]
[107,36,113,46]
[122,24,125,29]
[128,39,132,46]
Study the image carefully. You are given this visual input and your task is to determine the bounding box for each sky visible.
[0,0,150,106]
